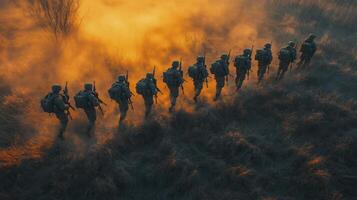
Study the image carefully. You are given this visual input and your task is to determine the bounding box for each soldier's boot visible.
[169,97,176,113]
[58,130,64,140]
[297,58,305,68]
[86,121,95,137]
[145,106,152,119]
[258,73,264,83]
[236,79,243,91]
[193,89,200,103]
[193,95,198,103]
[119,111,127,124]
[57,121,67,140]
[214,87,222,101]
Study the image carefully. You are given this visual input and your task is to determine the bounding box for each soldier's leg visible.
[298,54,307,67]
[169,87,179,112]
[56,112,68,139]
[85,108,97,136]
[259,65,267,82]
[279,64,288,80]
[145,96,154,118]
[194,82,203,102]
[257,66,261,77]
[235,71,240,85]
[119,102,129,123]
[237,74,246,90]
[215,86,223,100]
[304,56,312,66]
[214,77,225,100]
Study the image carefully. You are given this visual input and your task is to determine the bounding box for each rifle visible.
[125,71,134,110]
[290,41,299,72]
[247,45,254,80]
[153,66,163,94]
[203,51,208,88]
[93,81,106,115]
[226,50,231,85]
[63,82,75,111]
[63,82,75,120]
[179,58,185,95]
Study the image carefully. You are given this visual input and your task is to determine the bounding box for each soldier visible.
[234,49,252,90]
[163,61,184,112]
[136,73,158,118]
[276,41,297,81]
[108,75,133,124]
[298,34,317,67]
[74,83,100,136]
[210,54,230,101]
[41,84,71,140]
[188,56,209,102]
[255,43,273,83]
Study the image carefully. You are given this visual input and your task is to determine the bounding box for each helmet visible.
[264,43,272,49]
[146,73,154,79]
[172,61,180,68]
[197,56,205,63]
[52,84,62,93]
[117,75,126,82]
[308,33,316,40]
[221,54,229,60]
[84,83,93,91]
[243,48,251,55]
[288,41,295,47]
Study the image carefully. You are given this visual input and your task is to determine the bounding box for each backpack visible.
[255,49,264,61]
[41,93,55,113]
[188,65,198,79]
[279,48,292,62]
[210,61,228,77]
[235,56,249,71]
[163,69,183,87]
[74,91,90,109]
[255,49,271,64]
[188,65,208,80]
[136,79,157,96]
[301,42,314,54]
[108,83,130,101]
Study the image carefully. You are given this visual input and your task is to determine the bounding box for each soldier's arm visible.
[247,59,252,69]
[312,43,317,55]
[269,52,273,64]
[292,49,297,61]
[90,94,100,107]
[54,96,68,111]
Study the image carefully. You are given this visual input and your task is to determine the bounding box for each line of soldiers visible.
[41,34,317,139]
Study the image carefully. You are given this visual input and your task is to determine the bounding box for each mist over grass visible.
[0,0,357,199]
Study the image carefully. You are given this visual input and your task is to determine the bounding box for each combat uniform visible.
[75,84,100,136]
[210,54,229,101]
[188,56,209,102]
[298,34,317,67]
[276,41,297,80]
[109,75,132,124]
[163,61,183,112]
[234,49,252,90]
[136,74,158,118]
[256,44,273,83]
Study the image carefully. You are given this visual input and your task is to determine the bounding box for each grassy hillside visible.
[0,0,356,199]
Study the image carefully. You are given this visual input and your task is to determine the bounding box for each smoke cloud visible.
[0,0,275,165]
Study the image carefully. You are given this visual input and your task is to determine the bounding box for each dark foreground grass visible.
[0,65,356,199]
